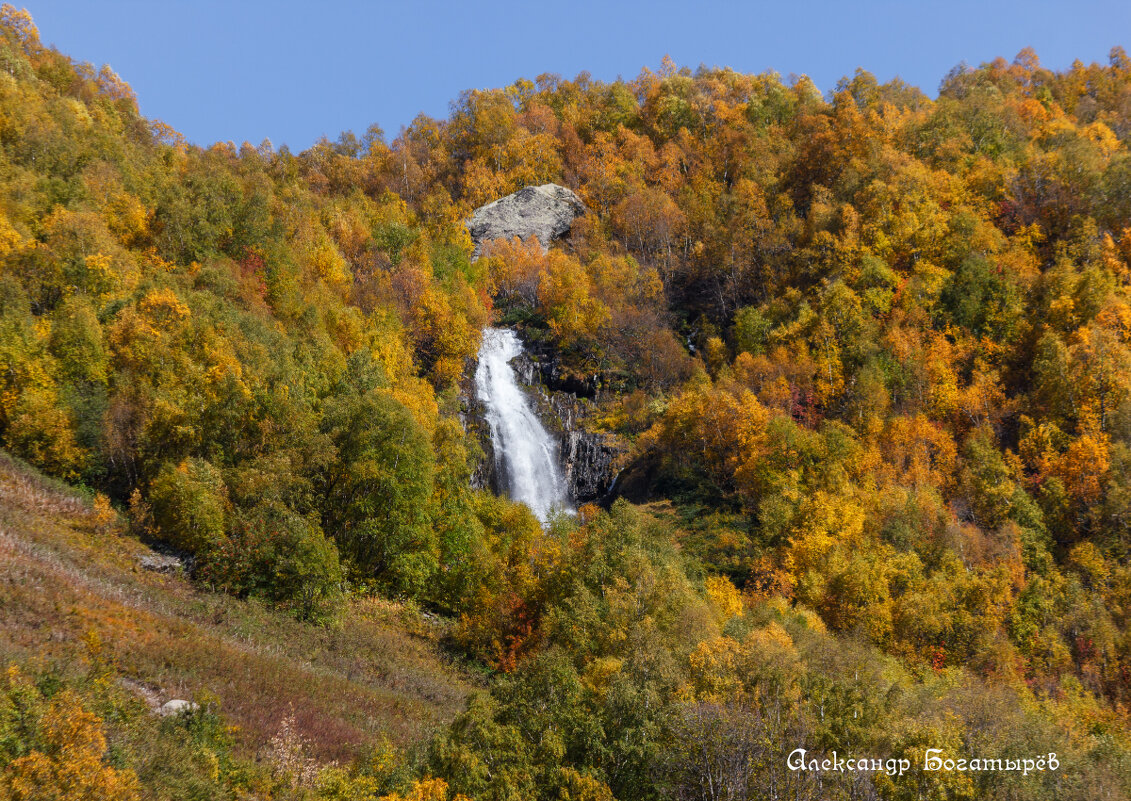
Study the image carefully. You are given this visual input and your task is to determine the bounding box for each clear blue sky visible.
[25,0,1131,151]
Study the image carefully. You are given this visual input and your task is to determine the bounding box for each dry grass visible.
[0,451,475,762]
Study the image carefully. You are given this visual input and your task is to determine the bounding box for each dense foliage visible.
[1,5,1130,799]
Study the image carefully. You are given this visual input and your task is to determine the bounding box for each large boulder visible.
[467,184,585,259]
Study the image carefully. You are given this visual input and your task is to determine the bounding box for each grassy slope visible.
[0,451,475,764]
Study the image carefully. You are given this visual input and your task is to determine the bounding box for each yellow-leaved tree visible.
[1,682,140,801]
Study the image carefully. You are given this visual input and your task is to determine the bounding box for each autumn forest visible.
[0,5,1130,800]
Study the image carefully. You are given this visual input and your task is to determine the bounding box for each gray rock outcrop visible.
[467,184,586,258]
[138,551,186,574]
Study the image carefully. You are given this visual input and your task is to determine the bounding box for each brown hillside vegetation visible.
[0,451,473,764]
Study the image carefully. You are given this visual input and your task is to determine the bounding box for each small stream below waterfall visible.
[474,327,573,523]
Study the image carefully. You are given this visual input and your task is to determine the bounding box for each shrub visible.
[148,458,227,554]
[202,501,343,623]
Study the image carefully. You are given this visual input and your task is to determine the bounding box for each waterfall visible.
[475,327,572,523]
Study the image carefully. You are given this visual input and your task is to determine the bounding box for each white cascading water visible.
[475,327,572,523]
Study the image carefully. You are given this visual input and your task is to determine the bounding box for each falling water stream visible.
[474,327,572,523]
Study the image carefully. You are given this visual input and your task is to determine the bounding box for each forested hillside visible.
[1,4,1130,799]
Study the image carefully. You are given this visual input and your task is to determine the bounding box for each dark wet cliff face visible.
[459,360,499,493]
[559,430,622,502]
[509,346,625,504]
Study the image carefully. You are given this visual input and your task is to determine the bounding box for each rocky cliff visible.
[463,185,620,504]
